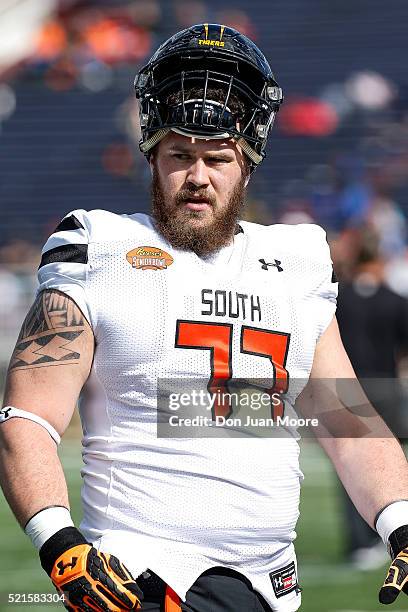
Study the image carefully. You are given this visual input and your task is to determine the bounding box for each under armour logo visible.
[0,407,12,419]
[259,258,283,272]
[57,557,78,575]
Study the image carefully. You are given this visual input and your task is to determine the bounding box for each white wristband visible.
[24,507,74,550]
[375,500,408,545]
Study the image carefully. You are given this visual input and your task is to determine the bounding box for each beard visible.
[151,167,247,257]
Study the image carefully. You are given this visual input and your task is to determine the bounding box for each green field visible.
[0,440,401,612]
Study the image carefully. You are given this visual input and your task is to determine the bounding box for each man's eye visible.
[173,153,190,160]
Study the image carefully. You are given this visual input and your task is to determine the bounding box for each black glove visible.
[379,525,408,604]
[39,527,143,611]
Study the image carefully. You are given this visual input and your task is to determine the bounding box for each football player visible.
[1,23,408,612]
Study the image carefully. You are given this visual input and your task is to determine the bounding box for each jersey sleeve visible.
[37,209,92,326]
[307,224,338,338]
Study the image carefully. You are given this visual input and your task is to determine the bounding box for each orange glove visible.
[40,527,142,611]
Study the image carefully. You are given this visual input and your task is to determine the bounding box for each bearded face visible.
[150,133,249,257]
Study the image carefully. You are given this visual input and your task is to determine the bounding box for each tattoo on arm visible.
[9,291,86,371]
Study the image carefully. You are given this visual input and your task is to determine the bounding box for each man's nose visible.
[186,159,210,188]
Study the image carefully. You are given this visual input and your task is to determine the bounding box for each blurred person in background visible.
[336,226,408,570]
[367,164,407,260]
[1,20,408,612]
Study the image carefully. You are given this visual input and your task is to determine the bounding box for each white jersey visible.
[37,210,337,611]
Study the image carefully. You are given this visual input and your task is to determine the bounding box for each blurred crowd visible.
[1,0,408,360]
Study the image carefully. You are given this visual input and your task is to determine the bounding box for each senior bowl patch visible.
[269,561,299,598]
[126,246,174,271]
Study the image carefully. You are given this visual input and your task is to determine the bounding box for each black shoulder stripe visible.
[53,215,84,233]
[331,268,338,283]
[39,244,88,269]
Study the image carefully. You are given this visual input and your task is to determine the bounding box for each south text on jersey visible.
[201,289,262,322]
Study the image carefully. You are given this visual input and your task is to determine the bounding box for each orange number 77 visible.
[175,320,290,420]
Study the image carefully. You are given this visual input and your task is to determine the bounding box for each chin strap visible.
[235,136,263,166]
[140,128,170,153]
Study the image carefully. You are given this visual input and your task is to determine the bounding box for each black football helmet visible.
[134,23,283,170]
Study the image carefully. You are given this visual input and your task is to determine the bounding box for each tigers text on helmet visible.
[134,23,283,171]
